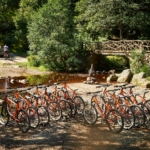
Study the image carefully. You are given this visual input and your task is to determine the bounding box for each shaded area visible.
[0,115,149,150]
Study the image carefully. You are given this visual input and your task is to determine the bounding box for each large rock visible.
[117,69,132,83]
[135,78,150,88]
[131,72,150,88]
[131,72,145,84]
[107,74,118,83]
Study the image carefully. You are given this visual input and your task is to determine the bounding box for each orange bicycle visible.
[115,84,149,125]
[95,84,135,130]
[0,91,30,133]
[33,85,62,121]
[12,88,40,128]
[58,79,85,115]
[98,83,146,128]
[83,91,124,134]
[48,83,73,119]
[24,86,50,126]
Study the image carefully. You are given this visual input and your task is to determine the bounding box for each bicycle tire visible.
[17,109,30,133]
[83,104,98,125]
[145,99,150,113]
[117,104,135,130]
[26,106,39,128]
[130,104,146,127]
[0,104,9,125]
[138,103,150,124]
[106,109,124,134]
[47,102,62,121]
[38,106,50,125]
[73,96,85,115]
[58,90,65,100]
[59,100,72,119]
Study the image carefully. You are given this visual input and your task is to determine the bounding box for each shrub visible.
[27,55,40,67]
[129,50,150,77]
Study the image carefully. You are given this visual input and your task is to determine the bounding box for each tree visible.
[13,0,48,51]
[75,0,150,41]
[0,0,20,47]
[27,0,85,72]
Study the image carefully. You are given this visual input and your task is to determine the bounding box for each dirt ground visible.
[0,56,150,150]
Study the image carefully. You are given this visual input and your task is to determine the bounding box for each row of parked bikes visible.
[0,80,149,134]
[0,79,85,133]
[84,83,150,133]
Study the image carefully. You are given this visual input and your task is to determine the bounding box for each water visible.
[0,72,109,90]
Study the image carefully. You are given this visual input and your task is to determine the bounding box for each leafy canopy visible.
[27,0,85,72]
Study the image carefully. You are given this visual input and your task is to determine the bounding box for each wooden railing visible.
[83,40,150,55]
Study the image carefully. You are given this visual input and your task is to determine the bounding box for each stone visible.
[107,74,118,83]
[84,64,99,84]
[117,69,132,83]
[131,72,145,84]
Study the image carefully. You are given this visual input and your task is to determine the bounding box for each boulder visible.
[131,72,145,84]
[117,69,132,83]
[130,72,150,88]
[107,74,118,83]
[134,78,150,88]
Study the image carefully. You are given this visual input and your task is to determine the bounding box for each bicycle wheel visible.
[47,102,62,121]
[0,104,9,125]
[26,106,39,128]
[73,96,85,115]
[130,104,146,127]
[145,99,150,113]
[138,103,150,124]
[106,109,124,134]
[58,90,65,99]
[118,104,135,130]
[17,109,30,133]
[38,106,50,125]
[59,100,72,119]
[67,98,77,116]
[83,104,98,125]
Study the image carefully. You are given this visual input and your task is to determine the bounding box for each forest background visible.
[1,0,150,73]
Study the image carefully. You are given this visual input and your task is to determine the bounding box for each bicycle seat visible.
[114,83,129,87]
[125,85,137,89]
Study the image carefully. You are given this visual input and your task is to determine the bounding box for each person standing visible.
[3,44,9,59]
[4,44,9,52]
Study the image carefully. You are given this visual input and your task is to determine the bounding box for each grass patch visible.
[146,77,150,81]
[38,65,49,71]
[16,62,28,68]
[27,64,49,72]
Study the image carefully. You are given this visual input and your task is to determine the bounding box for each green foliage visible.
[27,55,40,67]
[16,62,28,68]
[129,50,150,76]
[0,0,20,49]
[75,0,150,40]
[27,0,86,72]
[104,56,128,71]
[140,64,150,77]
[13,0,48,51]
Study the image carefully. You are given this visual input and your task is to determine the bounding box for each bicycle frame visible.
[5,95,22,122]
[90,91,114,119]
[60,80,78,99]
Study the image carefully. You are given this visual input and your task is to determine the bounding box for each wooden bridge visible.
[83,40,150,55]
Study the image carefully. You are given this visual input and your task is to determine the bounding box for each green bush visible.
[27,55,41,67]
[129,50,150,77]
[105,56,128,70]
